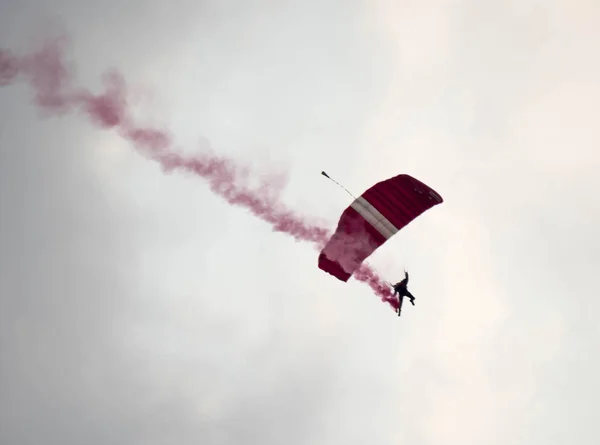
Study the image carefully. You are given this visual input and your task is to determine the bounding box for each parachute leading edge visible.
[318,174,443,282]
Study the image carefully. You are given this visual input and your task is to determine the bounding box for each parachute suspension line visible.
[321,171,358,201]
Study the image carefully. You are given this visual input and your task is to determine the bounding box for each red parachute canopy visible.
[318,174,443,282]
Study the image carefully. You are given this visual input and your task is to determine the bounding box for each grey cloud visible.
[2,1,600,445]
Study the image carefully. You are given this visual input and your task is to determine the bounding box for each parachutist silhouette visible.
[392,271,415,316]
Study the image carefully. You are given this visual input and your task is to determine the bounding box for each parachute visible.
[318,173,443,282]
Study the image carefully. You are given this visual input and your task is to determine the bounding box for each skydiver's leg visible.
[406,291,415,305]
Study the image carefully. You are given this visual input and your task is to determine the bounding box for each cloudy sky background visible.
[1,0,599,444]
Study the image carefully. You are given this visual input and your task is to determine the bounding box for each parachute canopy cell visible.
[318,174,443,282]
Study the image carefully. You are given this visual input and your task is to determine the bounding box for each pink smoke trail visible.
[0,40,398,311]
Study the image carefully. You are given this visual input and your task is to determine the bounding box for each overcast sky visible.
[1,1,599,444]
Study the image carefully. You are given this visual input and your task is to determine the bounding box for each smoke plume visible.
[0,37,398,311]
